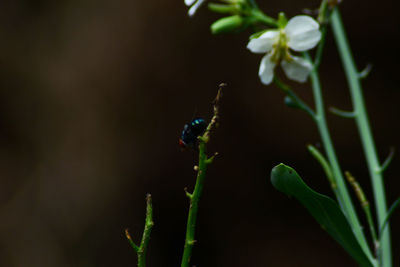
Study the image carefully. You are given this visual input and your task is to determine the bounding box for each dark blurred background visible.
[0,0,399,266]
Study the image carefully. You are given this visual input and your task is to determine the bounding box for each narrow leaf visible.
[271,164,373,267]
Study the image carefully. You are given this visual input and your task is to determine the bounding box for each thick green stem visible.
[330,8,391,267]
[307,59,375,263]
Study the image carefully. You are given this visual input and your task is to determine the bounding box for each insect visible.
[179,118,207,148]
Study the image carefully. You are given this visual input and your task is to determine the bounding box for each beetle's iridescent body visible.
[179,118,207,148]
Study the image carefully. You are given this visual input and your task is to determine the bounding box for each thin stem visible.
[245,4,278,28]
[314,0,330,71]
[181,141,210,267]
[379,198,400,240]
[250,8,278,27]
[314,25,328,70]
[125,230,140,253]
[307,144,338,195]
[273,77,315,118]
[305,52,375,264]
[379,148,395,173]
[125,194,154,267]
[330,8,391,267]
[317,0,329,24]
[181,85,222,267]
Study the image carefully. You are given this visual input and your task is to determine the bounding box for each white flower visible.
[185,0,206,17]
[247,15,321,85]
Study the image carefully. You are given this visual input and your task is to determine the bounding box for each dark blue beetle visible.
[179,118,207,148]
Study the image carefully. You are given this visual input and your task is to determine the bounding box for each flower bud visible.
[211,15,244,34]
[208,3,239,14]
[284,96,302,109]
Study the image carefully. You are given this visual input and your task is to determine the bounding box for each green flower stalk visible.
[330,8,391,266]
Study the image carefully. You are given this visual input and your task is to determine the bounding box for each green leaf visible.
[271,164,374,267]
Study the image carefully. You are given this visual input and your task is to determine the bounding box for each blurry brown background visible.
[0,0,399,266]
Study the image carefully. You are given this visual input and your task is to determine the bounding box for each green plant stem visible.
[250,9,278,27]
[273,77,315,118]
[306,55,374,264]
[379,198,400,240]
[307,144,337,196]
[181,85,222,267]
[181,140,210,267]
[125,194,154,267]
[330,8,391,266]
[365,207,379,254]
[314,25,327,69]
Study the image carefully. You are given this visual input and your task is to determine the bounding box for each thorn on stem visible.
[184,187,193,199]
[206,152,219,164]
[187,239,197,245]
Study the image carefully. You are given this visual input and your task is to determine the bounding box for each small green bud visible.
[284,95,301,109]
[208,3,239,14]
[211,15,244,34]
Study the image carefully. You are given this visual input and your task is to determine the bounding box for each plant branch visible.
[305,51,375,264]
[331,8,391,266]
[125,194,154,267]
[180,84,223,267]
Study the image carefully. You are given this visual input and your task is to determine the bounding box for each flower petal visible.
[259,54,276,85]
[188,0,205,16]
[281,56,312,83]
[185,0,196,6]
[247,30,279,54]
[285,15,321,51]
